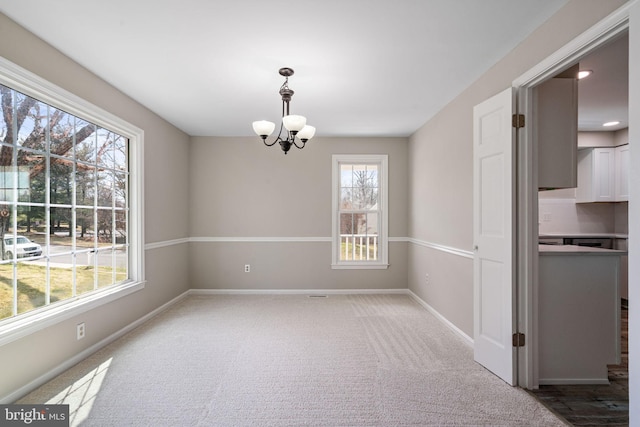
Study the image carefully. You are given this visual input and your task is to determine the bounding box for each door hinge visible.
[512,332,525,347]
[512,114,525,129]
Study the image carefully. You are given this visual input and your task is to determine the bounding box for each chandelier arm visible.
[291,137,306,150]
[263,120,286,147]
[263,137,279,147]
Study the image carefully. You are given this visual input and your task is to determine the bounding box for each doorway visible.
[530,33,629,424]
[510,9,633,427]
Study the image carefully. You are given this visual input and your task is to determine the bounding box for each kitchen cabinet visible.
[538,245,623,384]
[576,147,615,202]
[576,145,629,203]
[615,144,630,201]
[537,76,578,190]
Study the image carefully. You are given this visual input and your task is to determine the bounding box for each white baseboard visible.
[1,291,190,404]
[188,288,408,296]
[406,290,474,346]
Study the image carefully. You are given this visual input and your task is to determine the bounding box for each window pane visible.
[97,208,113,244]
[17,261,47,314]
[97,249,115,289]
[76,165,96,207]
[115,210,127,245]
[17,150,46,204]
[16,93,47,151]
[366,165,379,187]
[76,208,95,248]
[76,261,96,296]
[49,259,74,299]
[114,172,126,209]
[0,263,14,320]
[340,188,352,209]
[114,135,127,172]
[366,212,379,235]
[49,108,74,160]
[17,205,45,243]
[97,171,114,208]
[0,85,10,145]
[340,164,353,187]
[75,119,96,165]
[115,247,127,282]
[50,160,73,205]
[340,213,354,235]
[96,128,115,170]
[51,207,73,249]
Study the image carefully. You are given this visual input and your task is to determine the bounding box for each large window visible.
[332,154,388,269]
[0,58,143,342]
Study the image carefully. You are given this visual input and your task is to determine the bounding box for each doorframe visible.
[511,3,632,389]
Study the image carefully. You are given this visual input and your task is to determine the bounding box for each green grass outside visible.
[0,263,127,321]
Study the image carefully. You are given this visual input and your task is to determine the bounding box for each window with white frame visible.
[0,58,143,339]
[332,154,388,269]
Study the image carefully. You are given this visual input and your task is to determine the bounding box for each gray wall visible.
[188,136,409,290]
[0,13,191,400]
[407,0,629,337]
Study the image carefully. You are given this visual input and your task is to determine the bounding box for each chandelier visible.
[252,67,315,154]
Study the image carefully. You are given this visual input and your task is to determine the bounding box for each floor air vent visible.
[308,295,328,298]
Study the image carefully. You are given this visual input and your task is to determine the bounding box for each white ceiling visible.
[0,0,594,137]
[575,33,628,131]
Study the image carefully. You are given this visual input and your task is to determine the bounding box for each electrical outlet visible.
[244,264,250,273]
[425,274,430,285]
[77,322,85,340]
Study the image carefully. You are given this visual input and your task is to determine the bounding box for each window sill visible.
[331,263,389,270]
[0,280,145,347]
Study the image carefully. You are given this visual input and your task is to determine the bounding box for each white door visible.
[473,88,516,385]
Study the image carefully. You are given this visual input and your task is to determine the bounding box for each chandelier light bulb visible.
[252,120,276,138]
[282,115,307,133]
[297,125,316,142]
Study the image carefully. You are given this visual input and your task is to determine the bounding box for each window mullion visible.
[44,104,51,306]
[93,131,98,291]
[10,91,18,316]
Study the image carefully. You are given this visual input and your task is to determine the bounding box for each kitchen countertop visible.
[539,233,628,239]
[539,244,627,256]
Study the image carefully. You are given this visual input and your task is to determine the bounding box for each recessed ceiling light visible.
[603,121,620,127]
[577,70,593,79]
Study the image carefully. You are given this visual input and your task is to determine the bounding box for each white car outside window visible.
[3,235,43,259]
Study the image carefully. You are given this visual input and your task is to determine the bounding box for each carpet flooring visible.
[18,294,566,426]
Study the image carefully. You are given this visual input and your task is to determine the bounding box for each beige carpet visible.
[18,294,566,426]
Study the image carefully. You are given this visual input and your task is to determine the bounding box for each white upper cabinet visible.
[536,69,579,190]
[576,145,628,203]
[615,144,630,201]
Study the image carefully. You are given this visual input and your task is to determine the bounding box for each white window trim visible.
[0,57,145,346]
[331,154,388,269]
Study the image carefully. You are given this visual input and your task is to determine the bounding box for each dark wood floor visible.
[531,303,629,426]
